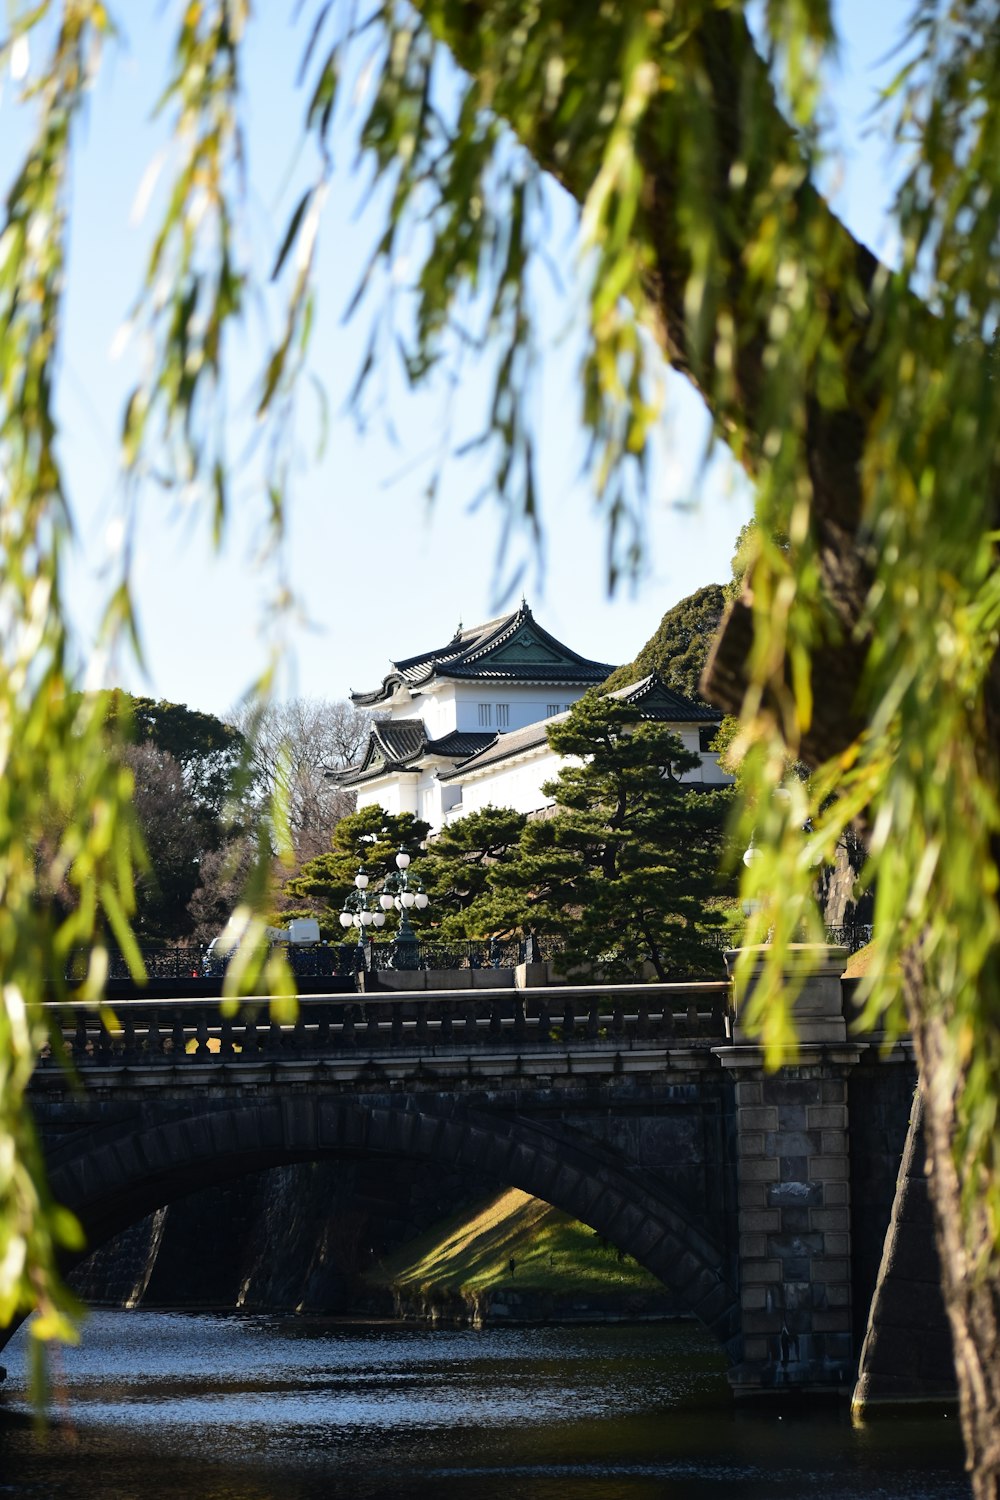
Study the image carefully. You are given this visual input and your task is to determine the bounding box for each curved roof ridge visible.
[436,715,556,781]
[371,718,427,764]
[605,670,659,697]
[455,606,521,643]
[451,602,533,664]
[351,601,617,704]
[396,604,526,675]
[604,668,720,721]
[425,728,499,758]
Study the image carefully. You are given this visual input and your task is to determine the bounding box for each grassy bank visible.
[368,1187,666,1304]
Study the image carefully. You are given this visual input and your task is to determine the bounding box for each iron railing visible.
[824,924,873,955]
[367,937,527,972]
[62,937,554,982]
[703,924,873,955]
[61,925,873,989]
[34,982,731,1072]
[64,944,364,982]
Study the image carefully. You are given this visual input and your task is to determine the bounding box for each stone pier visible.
[720,945,859,1395]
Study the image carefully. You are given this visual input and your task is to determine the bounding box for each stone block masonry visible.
[852,1091,955,1412]
[19,962,939,1403]
[723,1055,859,1394]
[720,945,859,1396]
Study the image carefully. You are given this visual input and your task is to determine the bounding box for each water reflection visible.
[0,1312,969,1499]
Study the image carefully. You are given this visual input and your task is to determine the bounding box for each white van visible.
[202,917,322,974]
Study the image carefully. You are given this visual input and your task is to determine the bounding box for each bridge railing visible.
[824,922,873,955]
[61,925,873,986]
[33,982,730,1071]
[61,937,561,982]
[63,944,364,982]
[367,937,529,972]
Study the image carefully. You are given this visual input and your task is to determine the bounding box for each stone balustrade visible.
[35,981,730,1075]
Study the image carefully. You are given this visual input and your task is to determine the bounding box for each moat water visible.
[0,1312,970,1499]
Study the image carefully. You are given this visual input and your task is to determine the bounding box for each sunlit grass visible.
[844,942,875,979]
[369,1187,664,1297]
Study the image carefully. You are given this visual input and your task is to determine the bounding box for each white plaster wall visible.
[451,688,584,735]
[683,753,731,786]
[454,737,731,818]
[417,771,443,831]
[383,685,416,718]
[672,727,731,785]
[411,683,456,739]
[355,779,418,817]
[459,746,570,818]
[440,782,463,816]
[356,782,392,815]
[362,726,731,834]
[384,681,588,737]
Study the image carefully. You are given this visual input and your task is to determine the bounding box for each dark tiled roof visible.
[331,722,496,788]
[606,672,722,723]
[336,760,420,788]
[437,714,565,780]
[374,719,426,762]
[351,602,617,706]
[394,613,510,676]
[425,730,497,759]
[331,718,427,788]
[445,662,608,682]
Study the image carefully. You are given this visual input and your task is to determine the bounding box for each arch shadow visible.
[5,1094,741,1363]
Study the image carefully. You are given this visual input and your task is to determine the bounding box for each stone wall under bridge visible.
[12,951,937,1400]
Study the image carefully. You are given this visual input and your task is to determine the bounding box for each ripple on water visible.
[0,1312,970,1500]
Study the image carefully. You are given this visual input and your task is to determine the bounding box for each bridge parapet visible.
[34,982,730,1081]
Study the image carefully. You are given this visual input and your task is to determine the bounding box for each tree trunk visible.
[418,2,1000,1482]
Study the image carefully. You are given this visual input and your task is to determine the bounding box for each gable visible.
[352,601,616,702]
[447,609,615,683]
[358,740,387,775]
[609,670,721,723]
[632,680,700,717]
[481,623,567,668]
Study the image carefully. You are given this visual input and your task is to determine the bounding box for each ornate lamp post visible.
[386,848,429,931]
[338,867,387,964]
[379,847,429,970]
[338,851,429,971]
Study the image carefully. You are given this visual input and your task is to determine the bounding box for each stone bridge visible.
[13,947,928,1400]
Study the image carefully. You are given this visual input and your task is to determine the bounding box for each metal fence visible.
[63,944,363,982]
[704,924,873,955]
[367,937,528,972]
[62,925,872,987]
[824,924,874,954]
[62,936,555,981]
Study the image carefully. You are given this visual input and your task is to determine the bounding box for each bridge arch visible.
[31,1092,740,1361]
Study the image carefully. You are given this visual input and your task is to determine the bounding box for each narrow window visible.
[478,703,493,727]
[496,703,509,728]
[546,703,560,717]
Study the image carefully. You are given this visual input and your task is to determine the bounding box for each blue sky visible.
[0,1,907,715]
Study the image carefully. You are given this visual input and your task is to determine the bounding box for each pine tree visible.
[282,806,431,937]
[485,694,734,978]
[421,806,527,937]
